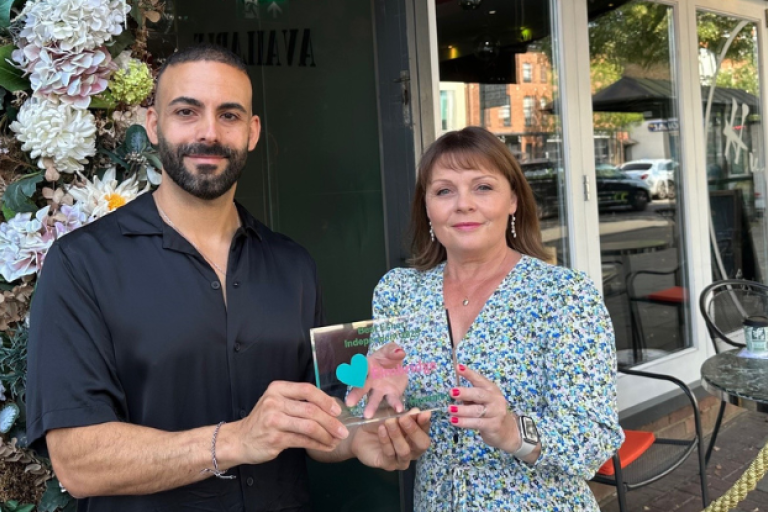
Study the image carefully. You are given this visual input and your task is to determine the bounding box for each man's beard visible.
[157,131,248,200]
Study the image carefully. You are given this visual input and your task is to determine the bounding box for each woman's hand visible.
[345,343,408,418]
[448,364,523,454]
[351,409,432,471]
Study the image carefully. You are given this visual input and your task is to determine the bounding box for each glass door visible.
[586,1,689,367]
[433,0,571,265]
[695,8,766,287]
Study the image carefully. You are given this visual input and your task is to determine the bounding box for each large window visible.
[435,0,570,265]
[697,11,766,284]
[588,0,688,366]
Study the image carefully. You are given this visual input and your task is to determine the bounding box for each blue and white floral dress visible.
[371,255,624,512]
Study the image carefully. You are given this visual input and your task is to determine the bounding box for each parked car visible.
[594,164,653,211]
[523,161,652,219]
[619,159,678,199]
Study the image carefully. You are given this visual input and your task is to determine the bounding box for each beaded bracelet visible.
[200,421,236,480]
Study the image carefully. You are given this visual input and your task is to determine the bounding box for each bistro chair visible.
[698,279,768,464]
[627,266,687,349]
[592,368,709,511]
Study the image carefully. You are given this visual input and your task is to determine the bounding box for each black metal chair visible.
[698,279,768,464]
[627,266,686,353]
[592,368,709,511]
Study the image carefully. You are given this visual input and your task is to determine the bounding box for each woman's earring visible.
[429,221,435,242]
[511,215,517,238]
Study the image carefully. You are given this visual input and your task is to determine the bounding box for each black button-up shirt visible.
[27,192,322,512]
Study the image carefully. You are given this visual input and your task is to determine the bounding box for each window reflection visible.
[436,0,569,265]
[697,12,766,284]
[588,0,687,367]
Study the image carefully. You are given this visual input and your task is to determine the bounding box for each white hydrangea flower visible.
[0,207,55,282]
[67,167,148,221]
[10,96,97,173]
[13,46,116,109]
[17,0,130,54]
[52,203,88,237]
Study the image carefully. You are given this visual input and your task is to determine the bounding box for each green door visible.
[152,0,403,510]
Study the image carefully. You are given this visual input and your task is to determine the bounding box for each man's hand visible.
[350,410,431,471]
[232,381,350,465]
[345,343,408,418]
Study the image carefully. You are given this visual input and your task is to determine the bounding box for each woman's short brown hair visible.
[409,126,550,270]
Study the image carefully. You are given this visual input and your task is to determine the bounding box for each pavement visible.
[598,410,768,512]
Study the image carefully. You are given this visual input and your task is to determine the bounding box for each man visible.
[26,43,430,511]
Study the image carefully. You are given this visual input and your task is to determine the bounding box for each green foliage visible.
[0,325,29,404]
[697,12,755,62]
[0,0,13,30]
[589,2,672,70]
[716,63,759,96]
[590,3,756,70]
[107,30,136,58]
[89,94,117,110]
[0,45,30,92]
[0,501,35,512]
[39,478,75,512]
[2,173,42,214]
[2,202,16,221]
[101,124,160,175]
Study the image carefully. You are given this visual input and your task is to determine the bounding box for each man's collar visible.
[117,191,262,240]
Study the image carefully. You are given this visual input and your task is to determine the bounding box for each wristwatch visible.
[512,415,539,458]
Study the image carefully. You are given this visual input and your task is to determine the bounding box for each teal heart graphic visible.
[336,354,369,388]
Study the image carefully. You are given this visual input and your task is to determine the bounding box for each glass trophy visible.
[310,315,447,426]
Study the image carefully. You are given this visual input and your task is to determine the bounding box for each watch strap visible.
[512,415,538,458]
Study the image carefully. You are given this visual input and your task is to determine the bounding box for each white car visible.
[620,159,678,199]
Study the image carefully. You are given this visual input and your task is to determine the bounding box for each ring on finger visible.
[479,405,487,418]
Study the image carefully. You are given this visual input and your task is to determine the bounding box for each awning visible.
[591,76,759,115]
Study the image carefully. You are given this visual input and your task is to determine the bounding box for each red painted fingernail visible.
[450,405,458,413]
[451,417,459,424]
[451,388,460,397]
[394,348,404,353]
[458,364,466,371]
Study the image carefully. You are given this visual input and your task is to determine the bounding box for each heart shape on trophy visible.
[336,354,369,389]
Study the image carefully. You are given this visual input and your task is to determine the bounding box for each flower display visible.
[0,279,34,331]
[108,58,154,105]
[67,168,148,220]
[13,46,116,108]
[50,203,88,237]
[16,0,130,54]
[0,0,163,508]
[10,96,97,173]
[0,208,55,283]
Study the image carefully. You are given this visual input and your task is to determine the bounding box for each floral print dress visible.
[371,255,624,512]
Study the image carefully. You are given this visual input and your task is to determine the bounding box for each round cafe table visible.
[701,349,768,414]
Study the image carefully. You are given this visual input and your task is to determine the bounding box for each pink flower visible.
[14,46,116,109]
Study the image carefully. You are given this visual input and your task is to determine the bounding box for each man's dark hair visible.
[156,43,249,87]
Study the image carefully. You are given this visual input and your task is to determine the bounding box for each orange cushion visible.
[597,430,656,476]
[647,286,688,303]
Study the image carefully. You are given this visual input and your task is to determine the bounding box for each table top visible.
[701,349,768,413]
[601,239,669,256]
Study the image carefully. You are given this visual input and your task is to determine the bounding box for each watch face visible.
[521,416,539,444]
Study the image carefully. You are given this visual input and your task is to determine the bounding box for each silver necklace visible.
[450,251,510,307]
[156,202,228,276]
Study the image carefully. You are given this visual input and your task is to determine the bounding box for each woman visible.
[370,127,624,511]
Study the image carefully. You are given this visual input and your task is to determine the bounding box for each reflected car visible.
[523,161,653,219]
[619,159,677,199]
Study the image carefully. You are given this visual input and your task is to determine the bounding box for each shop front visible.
[146,0,768,509]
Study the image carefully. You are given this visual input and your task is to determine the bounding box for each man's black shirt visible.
[27,192,322,512]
